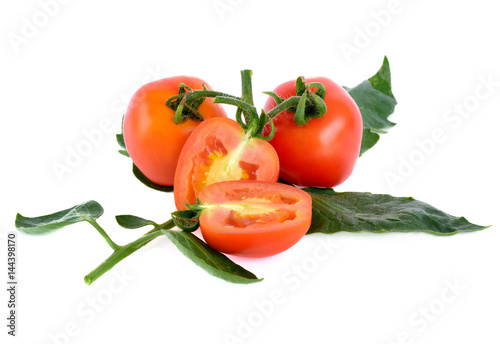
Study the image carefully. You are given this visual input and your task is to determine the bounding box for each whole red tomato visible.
[198,180,312,257]
[123,76,227,186]
[263,77,363,188]
[174,117,279,210]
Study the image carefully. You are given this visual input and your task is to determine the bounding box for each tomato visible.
[263,77,363,188]
[174,117,279,210]
[123,76,226,186]
[197,180,312,257]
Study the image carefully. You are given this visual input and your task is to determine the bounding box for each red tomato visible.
[174,117,279,210]
[123,76,226,186]
[263,77,363,188]
[198,180,312,257]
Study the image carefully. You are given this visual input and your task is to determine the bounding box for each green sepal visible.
[254,110,276,141]
[306,82,326,99]
[172,210,200,232]
[167,83,207,124]
[293,92,309,126]
[308,91,327,119]
[185,199,205,213]
[295,76,307,96]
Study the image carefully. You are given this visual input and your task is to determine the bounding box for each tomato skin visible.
[123,76,226,186]
[174,117,280,210]
[198,181,312,258]
[263,77,363,188]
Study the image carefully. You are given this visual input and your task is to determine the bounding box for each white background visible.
[2,0,499,343]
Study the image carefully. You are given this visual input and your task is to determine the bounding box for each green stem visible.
[265,96,302,119]
[167,89,243,124]
[187,90,240,103]
[213,96,259,120]
[143,220,173,236]
[239,70,254,125]
[166,90,240,109]
[87,219,121,251]
[84,219,175,285]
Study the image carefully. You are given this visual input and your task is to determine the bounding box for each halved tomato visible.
[174,117,280,210]
[197,180,312,257]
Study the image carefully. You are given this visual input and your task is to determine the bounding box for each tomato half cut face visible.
[174,117,280,210]
[197,181,312,258]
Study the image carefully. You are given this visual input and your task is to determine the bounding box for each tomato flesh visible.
[174,117,279,210]
[123,76,226,186]
[198,181,312,258]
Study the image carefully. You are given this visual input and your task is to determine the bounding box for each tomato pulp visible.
[198,180,312,257]
[174,117,279,210]
[264,77,363,188]
[123,76,226,186]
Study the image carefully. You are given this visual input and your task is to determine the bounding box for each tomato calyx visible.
[163,70,277,140]
[164,71,326,138]
[264,76,328,126]
[172,199,224,232]
[165,83,205,123]
[165,83,236,124]
[170,200,215,233]
[171,207,201,232]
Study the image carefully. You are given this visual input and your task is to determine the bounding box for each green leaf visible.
[116,215,156,229]
[132,164,174,192]
[368,57,395,99]
[15,201,104,235]
[116,133,126,150]
[162,230,262,284]
[118,115,172,192]
[118,149,130,157]
[304,188,489,236]
[346,56,397,156]
[117,115,129,156]
[360,128,380,155]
